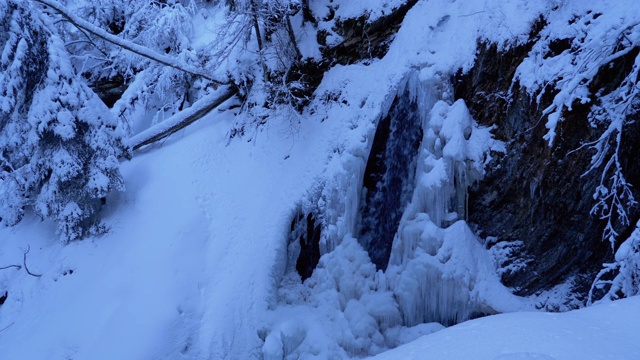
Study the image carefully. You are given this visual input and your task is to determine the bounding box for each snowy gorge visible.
[1,0,640,359]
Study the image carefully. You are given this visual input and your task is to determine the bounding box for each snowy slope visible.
[0,104,336,359]
[369,296,640,360]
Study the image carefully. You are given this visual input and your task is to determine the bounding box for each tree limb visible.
[285,15,302,61]
[23,245,42,278]
[250,0,270,83]
[59,19,109,58]
[127,86,237,151]
[33,0,228,86]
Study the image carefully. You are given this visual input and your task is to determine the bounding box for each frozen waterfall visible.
[387,75,515,326]
[265,73,522,359]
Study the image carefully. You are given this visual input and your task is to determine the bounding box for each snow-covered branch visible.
[589,220,640,304]
[127,86,237,151]
[33,0,228,86]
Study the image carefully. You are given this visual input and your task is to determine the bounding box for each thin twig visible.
[458,11,485,18]
[0,264,21,270]
[0,322,14,333]
[23,245,42,278]
[56,19,109,57]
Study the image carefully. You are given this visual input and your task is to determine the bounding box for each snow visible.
[513,0,640,145]
[2,1,640,359]
[327,0,408,23]
[368,296,640,360]
[0,85,334,359]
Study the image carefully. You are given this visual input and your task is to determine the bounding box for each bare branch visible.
[59,19,109,57]
[33,0,228,86]
[22,245,42,278]
[250,0,270,83]
[285,15,302,61]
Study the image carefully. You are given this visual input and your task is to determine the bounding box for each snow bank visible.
[369,296,640,360]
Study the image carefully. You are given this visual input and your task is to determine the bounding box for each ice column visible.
[388,81,506,326]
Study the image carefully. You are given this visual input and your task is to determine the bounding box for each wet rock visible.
[454,41,640,298]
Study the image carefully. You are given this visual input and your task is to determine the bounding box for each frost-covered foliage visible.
[0,0,124,242]
[590,220,640,304]
[108,0,203,132]
[608,222,640,298]
[54,0,313,135]
[525,276,585,312]
[489,240,531,278]
[221,0,314,116]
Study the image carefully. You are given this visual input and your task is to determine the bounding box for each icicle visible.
[388,76,508,327]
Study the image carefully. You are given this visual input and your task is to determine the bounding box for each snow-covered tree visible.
[590,220,640,304]
[43,0,309,140]
[0,0,125,242]
[202,0,314,128]
[53,0,203,133]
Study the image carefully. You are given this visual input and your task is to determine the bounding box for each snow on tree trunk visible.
[126,85,237,151]
[0,0,125,242]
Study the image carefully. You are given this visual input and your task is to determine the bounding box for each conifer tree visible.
[0,0,125,242]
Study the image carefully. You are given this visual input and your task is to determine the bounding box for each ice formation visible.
[264,74,523,358]
[386,74,516,327]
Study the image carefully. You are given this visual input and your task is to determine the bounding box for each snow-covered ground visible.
[369,296,640,360]
[0,105,334,359]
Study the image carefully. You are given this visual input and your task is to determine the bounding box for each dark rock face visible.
[292,212,322,281]
[454,42,640,298]
[290,0,419,106]
[358,87,423,271]
[323,0,419,66]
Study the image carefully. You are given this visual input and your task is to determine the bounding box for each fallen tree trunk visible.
[126,86,237,151]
